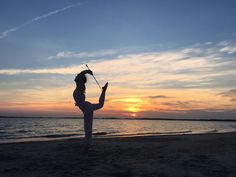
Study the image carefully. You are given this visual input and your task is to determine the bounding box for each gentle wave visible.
[0,130,192,143]
[200,129,218,133]
[93,130,193,138]
[1,118,236,143]
[0,133,82,140]
[15,130,28,133]
[36,133,81,138]
[93,132,108,136]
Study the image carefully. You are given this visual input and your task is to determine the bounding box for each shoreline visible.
[1,129,236,144]
[1,132,236,176]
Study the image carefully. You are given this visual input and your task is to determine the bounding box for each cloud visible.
[0,67,79,75]
[47,46,151,60]
[140,109,236,119]
[1,40,236,90]
[147,95,170,99]
[161,101,201,109]
[218,41,236,54]
[0,3,80,39]
[48,49,121,60]
[1,40,236,118]
[218,89,236,102]
[218,89,236,97]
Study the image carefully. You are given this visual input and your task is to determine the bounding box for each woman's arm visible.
[80,70,93,76]
[74,70,93,83]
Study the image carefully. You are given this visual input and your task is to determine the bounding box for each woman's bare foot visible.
[102,82,108,92]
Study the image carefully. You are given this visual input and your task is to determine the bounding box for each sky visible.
[0,0,236,119]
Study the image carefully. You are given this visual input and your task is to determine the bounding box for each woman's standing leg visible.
[83,102,94,149]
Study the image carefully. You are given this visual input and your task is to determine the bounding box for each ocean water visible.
[0,117,236,143]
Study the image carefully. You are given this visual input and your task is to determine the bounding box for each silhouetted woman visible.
[73,69,108,151]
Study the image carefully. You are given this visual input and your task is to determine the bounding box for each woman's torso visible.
[73,88,85,107]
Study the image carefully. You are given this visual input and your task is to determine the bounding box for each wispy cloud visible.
[0,66,81,75]
[147,95,170,99]
[1,41,236,90]
[218,89,236,102]
[0,3,80,39]
[218,41,236,54]
[48,49,121,60]
[47,46,152,60]
[1,41,236,117]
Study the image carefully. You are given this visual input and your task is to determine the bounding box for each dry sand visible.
[0,132,236,177]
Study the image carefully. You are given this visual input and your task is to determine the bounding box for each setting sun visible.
[131,113,136,117]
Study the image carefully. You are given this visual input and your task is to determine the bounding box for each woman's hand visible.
[87,70,93,75]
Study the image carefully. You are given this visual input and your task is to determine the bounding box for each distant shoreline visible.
[0,115,236,121]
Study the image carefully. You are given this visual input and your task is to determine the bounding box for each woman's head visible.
[74,74,87,83]
[74,74,87,92]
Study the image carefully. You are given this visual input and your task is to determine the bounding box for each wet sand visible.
[0,132,236,177]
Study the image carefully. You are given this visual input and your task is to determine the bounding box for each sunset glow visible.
[0,1,236,119]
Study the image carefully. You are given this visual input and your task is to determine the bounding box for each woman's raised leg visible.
[93,82,108,110]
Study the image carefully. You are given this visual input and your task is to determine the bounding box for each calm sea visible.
[0,117,236,143]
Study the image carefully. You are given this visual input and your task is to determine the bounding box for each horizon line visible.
[0,115,236,121]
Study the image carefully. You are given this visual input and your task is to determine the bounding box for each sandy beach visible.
[0,132,236,177]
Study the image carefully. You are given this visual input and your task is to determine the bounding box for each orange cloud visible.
[0,41,236,118]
